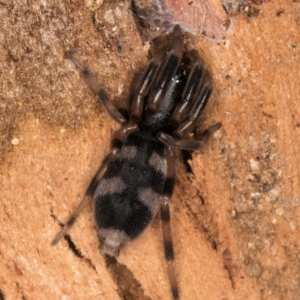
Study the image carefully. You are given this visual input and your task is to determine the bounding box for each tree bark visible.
[1,0,299,299]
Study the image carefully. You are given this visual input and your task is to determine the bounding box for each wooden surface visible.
[1,1,300,299]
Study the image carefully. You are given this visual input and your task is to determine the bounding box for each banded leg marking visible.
[160,147,179,299]
[52,153,114,245]
[67,52,126,125]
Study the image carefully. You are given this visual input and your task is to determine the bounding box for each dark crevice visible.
[50,210,65,227]
[202,226,218,251]
[184,195,219,252]
[63,234,97,272]
[16,283,27,300]
[0,288,5,300]
[51,211,97,272]
[183,201,201,230]
[84,257,97,272]
[197,191,205,205]
[211,240,217,251]
[104,255,151,300]
[223,248,236,290]
[64,234,83,258]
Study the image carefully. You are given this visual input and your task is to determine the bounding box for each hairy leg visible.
[67,52,127,124]
[160,147,179,299]
[51,153,112,245]
[158,122,221,151]
[170,50,207,125]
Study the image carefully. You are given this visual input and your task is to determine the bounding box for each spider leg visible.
[111,121,139,148]
[170,50,206,126]
[173,83,213,138]
[130,60,161,121]
[51,154,111,245]
[51,195,91,245]
[158,122,221,150]
[161,147,179,299]
[130,25,184,120]
[147,25,183,113]
[67,52,127,125]
[129,37,176,120]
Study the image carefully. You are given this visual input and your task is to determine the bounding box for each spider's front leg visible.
[67,52,127,125]
[129,25,183,121]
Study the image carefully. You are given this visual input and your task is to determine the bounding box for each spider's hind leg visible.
[160,147,179,299]
[51,154,112,245]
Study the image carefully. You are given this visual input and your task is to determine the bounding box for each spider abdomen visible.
[94,131,167,256]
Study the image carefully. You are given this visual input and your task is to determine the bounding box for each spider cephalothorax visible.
[52,25,221,299]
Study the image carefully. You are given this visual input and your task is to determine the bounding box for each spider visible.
[52,25,221,299]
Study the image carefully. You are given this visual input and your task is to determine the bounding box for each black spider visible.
[52,25,221,300]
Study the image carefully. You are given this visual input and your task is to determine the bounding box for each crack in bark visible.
[0,288,5,300]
